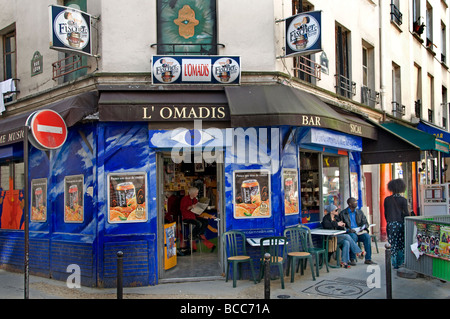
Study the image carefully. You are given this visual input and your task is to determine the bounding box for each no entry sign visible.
[26,109,67,150]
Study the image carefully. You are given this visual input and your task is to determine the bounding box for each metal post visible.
[264,253,270,299]
[117,251,124,299]
[385,243,392,299]
[24,127,29,300]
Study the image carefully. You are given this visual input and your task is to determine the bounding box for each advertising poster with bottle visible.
[108,173,147,223]
[233,170,271,219]
[282,169,299,215]
[31,178,47,222]
[64,175,84,223]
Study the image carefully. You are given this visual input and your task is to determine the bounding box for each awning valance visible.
[224,85,376,139]
[381,122,449,153]
[0,91,98,146]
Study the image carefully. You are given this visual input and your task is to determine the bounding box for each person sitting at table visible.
[322,204,362,268]
[340,197,377,265]
[180,187,216,252]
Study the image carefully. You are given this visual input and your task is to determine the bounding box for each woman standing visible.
[384,179,410,269]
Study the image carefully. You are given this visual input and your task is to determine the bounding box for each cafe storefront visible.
[0,75,423,287]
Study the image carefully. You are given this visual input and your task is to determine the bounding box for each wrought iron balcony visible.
[392,101,405,118]
[293,55,321,81]
[52,55,89,80]
[390,2,403,25]
[335,74,356,99]
[361,86,380,106]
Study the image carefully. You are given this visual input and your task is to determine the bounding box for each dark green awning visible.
[381,122,449,153]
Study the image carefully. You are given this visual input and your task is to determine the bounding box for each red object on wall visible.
[380,164,391,241]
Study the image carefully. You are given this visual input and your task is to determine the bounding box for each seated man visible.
[339,197,377,265]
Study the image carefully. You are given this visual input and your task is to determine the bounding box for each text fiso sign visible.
[26,110,68,150]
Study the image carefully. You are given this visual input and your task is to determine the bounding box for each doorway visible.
[157,152,224,282]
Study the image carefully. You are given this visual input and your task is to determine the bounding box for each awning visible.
[381,122,450,153]
[361,120,422,164]
[0,91,98,146]
[416,120,450,157]
[224,85,376,139]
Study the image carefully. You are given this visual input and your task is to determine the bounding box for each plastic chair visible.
[283,227,316,282]
[298,225,329,277]
[223,231,257,288]
[259,236,287,289]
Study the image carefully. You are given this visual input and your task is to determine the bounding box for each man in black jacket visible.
[340,197,377,265]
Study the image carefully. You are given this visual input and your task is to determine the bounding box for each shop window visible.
[0,163,9,190]
[0,161,24,191]
[156,0,218,55]
[322,155,349,210]
[300,152,320,223]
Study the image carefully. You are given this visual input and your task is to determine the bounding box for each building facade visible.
[0,0,448,287]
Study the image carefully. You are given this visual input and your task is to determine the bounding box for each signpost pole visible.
[24,126,29,299]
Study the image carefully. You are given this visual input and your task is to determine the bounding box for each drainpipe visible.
[379,0,386,113]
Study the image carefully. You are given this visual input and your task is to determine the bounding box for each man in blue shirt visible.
[340,197,377,265]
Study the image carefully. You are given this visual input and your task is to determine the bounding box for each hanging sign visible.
[152,56,241,85]
[285,11,322,57]
[49,5,93,56]
[26,109,68,150]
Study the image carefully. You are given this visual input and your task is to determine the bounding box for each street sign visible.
[26,109,68,150]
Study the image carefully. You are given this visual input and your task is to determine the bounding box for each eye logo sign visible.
[171,129,215,146]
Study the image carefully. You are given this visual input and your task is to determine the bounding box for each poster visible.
[416,222,428,254]
[31,178,47,222]
[439,226,450,259]
[64,175,84,223]
[233,170,271,219]
[282,169,299,215]
[427,224,440,257]
[164,222,177,270]
[108,173,147,223]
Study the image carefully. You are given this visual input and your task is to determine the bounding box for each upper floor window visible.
[335,24,355,99]
[426,2,434,49]
[391,0,403,25]
[157,0,217,55]
[2,30,16,80]
[412,0,425,35]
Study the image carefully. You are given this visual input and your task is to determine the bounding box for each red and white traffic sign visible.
[27,109,67,150]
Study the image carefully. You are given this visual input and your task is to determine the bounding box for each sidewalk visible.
[0,242,448,299]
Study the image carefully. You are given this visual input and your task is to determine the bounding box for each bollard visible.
[117,251,124,299]
[385,244,392,299]
[264,253,271,299]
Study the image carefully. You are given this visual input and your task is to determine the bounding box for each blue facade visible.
[0,120,363,287]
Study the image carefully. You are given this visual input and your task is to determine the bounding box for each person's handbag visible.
[328,236,337,253]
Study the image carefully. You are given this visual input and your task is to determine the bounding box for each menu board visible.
[233,170,271,219]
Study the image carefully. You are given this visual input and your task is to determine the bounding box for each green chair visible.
[299,225,329,277]
[283,227,316,282]
[259,236,287,289]
[223,231,257,288]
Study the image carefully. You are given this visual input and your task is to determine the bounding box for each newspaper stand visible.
[405,215,450,282]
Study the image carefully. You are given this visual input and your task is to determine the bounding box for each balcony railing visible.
[52,55,89,80]
[415,99,422,118]
[361,86,380,106]
[428,109,434,122]
[293,55,321,81]
[390,2,403,25]
[151,43,225,55]
[392,101,405,118]
[335,74,356,99]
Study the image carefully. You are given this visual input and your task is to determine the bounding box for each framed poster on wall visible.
[282,169,299,215]
[31,178,47,222]
[107,172,147,223]
[64,175,84,223]
[233,169,271,219]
